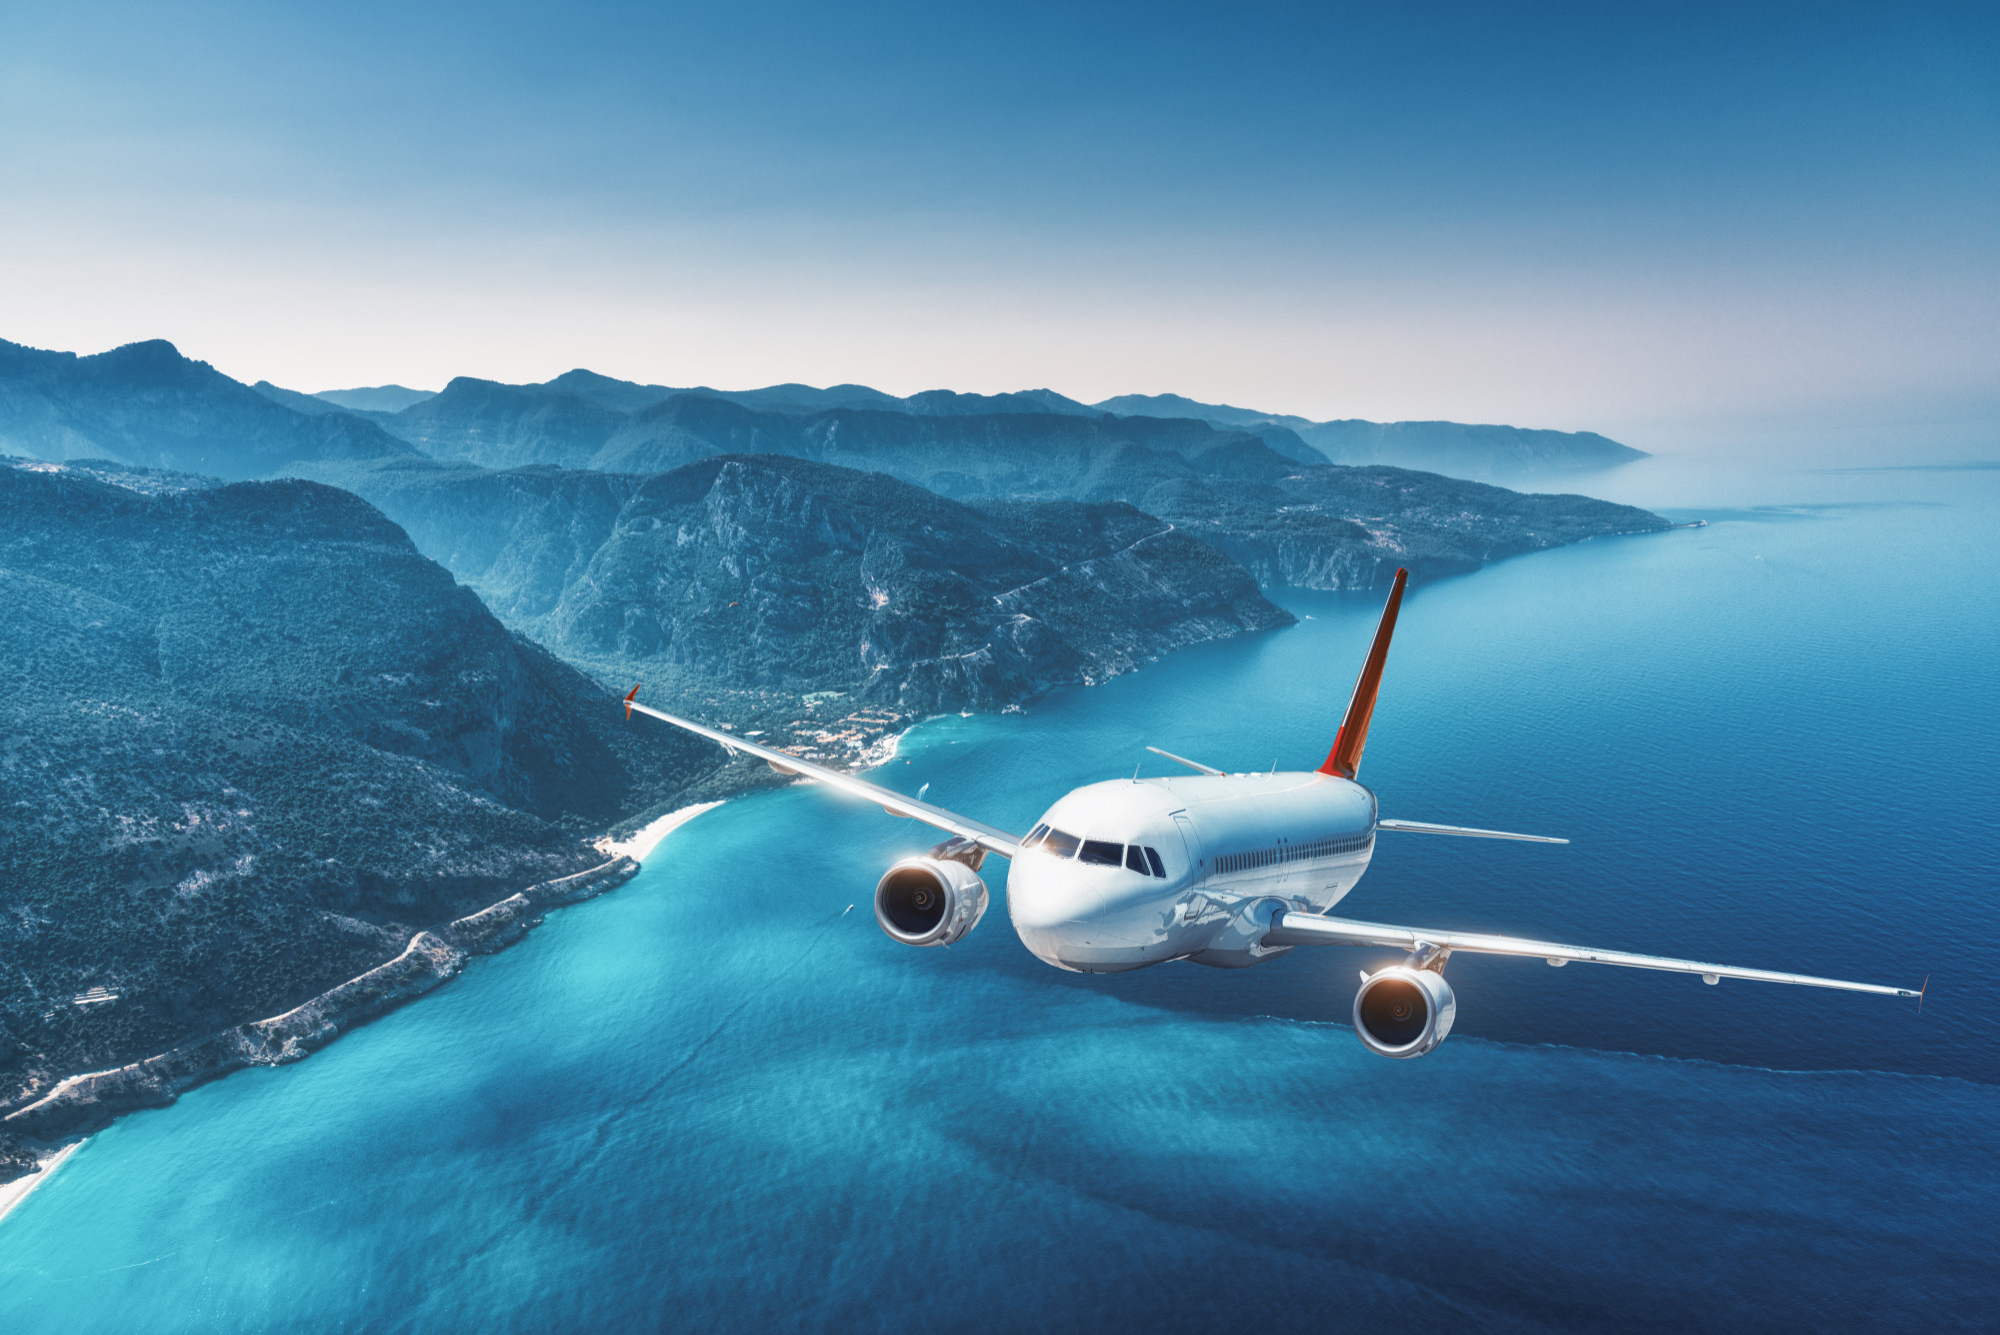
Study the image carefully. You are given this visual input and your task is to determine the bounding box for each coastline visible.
[2,800,737,1147]
[595,801,724,863]
[1,855,644,1144]
[0,1140,82,1228]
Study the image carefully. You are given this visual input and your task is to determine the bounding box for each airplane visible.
[621,567,1920,1059]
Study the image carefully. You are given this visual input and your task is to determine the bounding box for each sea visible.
[2,453,1996,1332]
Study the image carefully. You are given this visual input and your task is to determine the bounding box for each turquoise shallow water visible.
[2,461,1996,1332]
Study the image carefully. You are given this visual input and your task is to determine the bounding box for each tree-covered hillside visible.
[299,440,1668,620]
[0,460,717,1124]
[291,454,1294,730]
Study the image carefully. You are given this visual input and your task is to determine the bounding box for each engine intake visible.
[874,856,989,947]
[1353,965,1456,1058]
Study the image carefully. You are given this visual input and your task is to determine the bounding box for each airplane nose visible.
[1006,859,1155,972]
[1006,861,1069,931]
[1006,859,1086,966]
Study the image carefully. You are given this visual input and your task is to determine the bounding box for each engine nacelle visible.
[1353,965,1457,1058]
[874,856,990,947]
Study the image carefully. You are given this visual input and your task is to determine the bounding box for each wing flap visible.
[623,691,1022,858]
[1265,911,1917,997]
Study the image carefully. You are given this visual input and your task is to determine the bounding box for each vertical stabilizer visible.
[1318,567,1408,779]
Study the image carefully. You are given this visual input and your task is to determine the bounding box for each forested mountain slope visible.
[0,459,716,1128]
[300,440,1668,616]
[291,454,1293,725]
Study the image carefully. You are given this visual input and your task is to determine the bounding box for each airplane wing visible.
[622,689,1022,858]
[1264,910,1918,997]
[1378,819,1568,843]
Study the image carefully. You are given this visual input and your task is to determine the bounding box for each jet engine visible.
[874,856,989,947]
[1353,965,1456,1058]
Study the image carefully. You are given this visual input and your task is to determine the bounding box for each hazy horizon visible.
[3,2,1994,457]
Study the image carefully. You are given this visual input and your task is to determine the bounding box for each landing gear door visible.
[1171,811,1205,882]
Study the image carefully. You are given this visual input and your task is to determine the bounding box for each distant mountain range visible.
[0,339,420,479]
[1094,392,1315,429]
[308,374,1643,478]
[0,335,1644,486]
[0,337,1665,602]
[351,376,1326,476]
[315,384,435,413]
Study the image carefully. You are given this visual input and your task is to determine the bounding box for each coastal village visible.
[730,705,910,767]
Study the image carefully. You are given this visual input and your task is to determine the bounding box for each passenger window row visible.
[1212,833,1374,877]
[1022,825,1167,877]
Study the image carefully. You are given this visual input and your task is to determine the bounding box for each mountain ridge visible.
[0,339,421,479]
[0,335,1648,485]
[363,370,1638,478]
[1094,392,1647,476]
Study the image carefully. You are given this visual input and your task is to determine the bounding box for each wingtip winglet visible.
[623,684,639,720]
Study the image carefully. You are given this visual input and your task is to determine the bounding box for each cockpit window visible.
[1040,828,1081,859]
[1124,845,1149,874]
[1079,839,1124,867]
[1144,847,1166,878]
[1023,824,1049,849]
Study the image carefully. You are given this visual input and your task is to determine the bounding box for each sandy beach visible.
[595,801,724,864]
[0,1140,83,1227]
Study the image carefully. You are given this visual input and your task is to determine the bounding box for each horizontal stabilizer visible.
[1378,819,1568,844]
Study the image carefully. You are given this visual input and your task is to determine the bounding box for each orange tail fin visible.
[624,684,640,720]
[1318,567,1408,779]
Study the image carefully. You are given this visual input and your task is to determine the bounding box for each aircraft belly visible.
[1029,927,1172,973]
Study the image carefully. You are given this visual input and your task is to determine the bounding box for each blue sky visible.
[1,1,1994,445]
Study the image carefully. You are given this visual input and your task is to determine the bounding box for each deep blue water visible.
[2,459,1996,1332]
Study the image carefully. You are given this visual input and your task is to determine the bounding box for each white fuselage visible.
[1006,772,1378,973]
